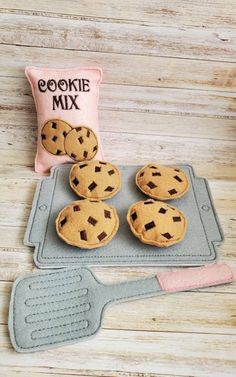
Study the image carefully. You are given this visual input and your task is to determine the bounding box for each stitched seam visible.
[29,272,81,289]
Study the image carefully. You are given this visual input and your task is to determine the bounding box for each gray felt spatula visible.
[8,263,234,352]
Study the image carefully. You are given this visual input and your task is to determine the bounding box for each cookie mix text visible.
[37,78,90,110]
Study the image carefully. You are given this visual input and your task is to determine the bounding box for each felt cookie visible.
[136,163,189,200]
[25,66,104,173]
[64,126,98,161]
[56,199,119,249]
[127,199,187,247]
[70,160,121,200]
[41,119,72,155]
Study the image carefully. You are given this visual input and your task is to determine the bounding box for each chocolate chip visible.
[83,151,88,158]
[52,135,57,142]
[174,169,180,172]
[80,230,87,241]
[159,207,167,214]
[108,169,115,175]
[87,129,90,137]
[60,217,67,227]
[174,175,183,182]
[56,149,62,155]
[144,201,153,205]
[162,232,173,239]
[145,221,156,231]
[104,210,111,218]
[41,134,46,140]
[51,122,57,129]
[71,153,76,159]
[140,172,144,177]
[78,136,84,144]
[76,127,82,132]
[88,181,97,191]
[99,161,107,165]
[173,216,181,222]
[95,166,101,172]
[93,145,98,152]
[72,177,79,186]
[147,181,157,189]
[150,166,157,169]
[168,189,178,195]
[79,164,87,169]
[104,186,114,192]
[131,212,137,221]
[97,231,107,241]
[88,216,97,226]
[63,131,67,137]
[152,172,161,176]
[73,205,80,212]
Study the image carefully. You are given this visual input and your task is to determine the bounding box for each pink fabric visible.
[25,66,104,174]
[157,263,234,292]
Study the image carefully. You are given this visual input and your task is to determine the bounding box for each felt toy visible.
[25,66,104,173]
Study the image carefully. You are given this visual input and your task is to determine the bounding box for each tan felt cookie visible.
[70,160,121,200]
[136,163,189,200]
[64,126,98,162]
[127,199,187,247]
[56,199,119,249]
[41,119,72,155]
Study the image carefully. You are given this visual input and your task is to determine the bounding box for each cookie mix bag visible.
[25,66,104,174]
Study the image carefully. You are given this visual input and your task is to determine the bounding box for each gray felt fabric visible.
[24,164,223,268]
[8,267,161,352]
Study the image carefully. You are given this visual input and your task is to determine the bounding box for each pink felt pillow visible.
[25,66,104,174]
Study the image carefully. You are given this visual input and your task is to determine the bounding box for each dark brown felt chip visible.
[144,201,153,205]
[80,230,87,241]
[41,134,46,140]
[147,181,157,189]
[63,131,68,137]
[131,212,137,221]
[104,210,111,218]
[73,205,80,212]
[139,172,144,177]
[93,145,98,152]
[99,161,107,165]
[71,153,76,159]
[88,181,97,191]
[60,217,67,227]
[78,136,84,144]
[87,129,90,137]
[79,164,87,169]
[168,188,178,195]
[52,136,57,142]
[104,186,114,192]
[83,151,88,158]
[145,221,156,231]
[174,175,183,182]
[76,127,82,132]
[88,216,97,226]
[95,166,101,172]
[152,172,161,176]
[159,207,167,214]
[72,177,79,186]
[52,122,57,129]
[56,150,62,155]
[108,169,115,175]
[173,216,181,222]
[97,231,107,241]
[162,232,173,239]
[150,166,157,169]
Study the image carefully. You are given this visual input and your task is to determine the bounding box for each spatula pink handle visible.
[156,263,234,292]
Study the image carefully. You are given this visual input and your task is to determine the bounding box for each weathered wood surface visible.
[0,1,236,376]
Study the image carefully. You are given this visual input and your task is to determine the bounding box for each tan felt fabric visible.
[70,160,121,200]
[136,163,189,200]
[127,199,187,247]
[56,199,119,249]
[41,119,72,155]
[64,126,98,162]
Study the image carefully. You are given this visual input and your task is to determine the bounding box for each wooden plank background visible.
[0,1,235,376]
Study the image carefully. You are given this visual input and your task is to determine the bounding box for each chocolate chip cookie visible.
[127,199,187,247]
[64,126,98,162]
[136,163,189,200]
[56,199,119,249]
[70,160,121,200]
[41,119,72,155]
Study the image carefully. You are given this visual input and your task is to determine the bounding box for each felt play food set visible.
[25,66,104,173]
[7,66,232,353]
[9,264,234,352]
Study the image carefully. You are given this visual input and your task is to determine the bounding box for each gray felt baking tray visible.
[24,164,223,268]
